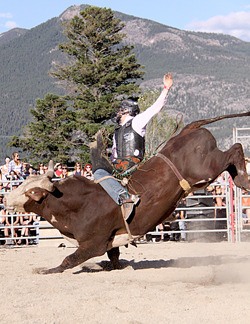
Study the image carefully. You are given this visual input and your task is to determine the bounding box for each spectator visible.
[83,163,94,180]
[5,211,20,245]
[17,212,33,245]
[156,223,164,241]
[6,170,21,190]
[169,198,187,242]
[29,214,40,245]
[38,163,45,175]
[215,172,227,195]
[213,185,227,240]
[26,165,38,177]
[22,162,31,179]
[242,189,250,224]
[73,162,84,176]
[0,156,10,179]
[54,163,63,178]
[0,183,5,195]
[178,198,187,242]
[8,152,23,177]
[169,212,180,242]
[60,165,69,179]
[0,208,8,245]
[245,158,250,178]
[0,194,4,206]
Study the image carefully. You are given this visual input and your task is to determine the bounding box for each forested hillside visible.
[0,5,249,161]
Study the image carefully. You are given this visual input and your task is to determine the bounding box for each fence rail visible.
[0,173,250,246]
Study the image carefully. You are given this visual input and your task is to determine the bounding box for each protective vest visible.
[114,119,145,161]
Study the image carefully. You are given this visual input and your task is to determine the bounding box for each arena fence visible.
[147,177,232,243]
[232,126,250,242]
[0,173,250,246]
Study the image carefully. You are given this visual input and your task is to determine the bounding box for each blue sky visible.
[1,0,250,41]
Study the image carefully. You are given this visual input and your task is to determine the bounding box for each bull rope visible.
[94,175,128,187]
[156,153,192,193]
[94,175,115,184]
[120,205,135,243]
[94,175,135,243]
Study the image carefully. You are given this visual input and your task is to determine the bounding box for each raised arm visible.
[132,73,173,134]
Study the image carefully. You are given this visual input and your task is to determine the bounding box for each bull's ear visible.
[25,187,48,202]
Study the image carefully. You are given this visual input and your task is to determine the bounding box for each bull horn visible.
[46,160,54,179]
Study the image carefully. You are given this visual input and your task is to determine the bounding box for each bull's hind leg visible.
[226,143,250,190]
[37,245,106,274]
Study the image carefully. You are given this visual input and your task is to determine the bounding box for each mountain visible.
[0,4,250,162]
[0,27,28,46]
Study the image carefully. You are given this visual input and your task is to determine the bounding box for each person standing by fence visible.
[178,198,187,242]
[8,152,23,178]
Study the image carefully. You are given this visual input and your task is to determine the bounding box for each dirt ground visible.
[1,241,250,324]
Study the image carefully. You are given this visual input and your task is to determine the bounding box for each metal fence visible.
[1,173,250,246]
[0,209,40,246]
[0,178,49,246]
[147,179,233,243]
[232,126,250,242]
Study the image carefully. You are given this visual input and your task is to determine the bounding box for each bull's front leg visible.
[36,245,106,274]
[107,247,121,269]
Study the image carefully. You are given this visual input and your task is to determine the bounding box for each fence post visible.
[229,176,235,243]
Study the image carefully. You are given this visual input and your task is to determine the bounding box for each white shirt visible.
[112,88,169,158]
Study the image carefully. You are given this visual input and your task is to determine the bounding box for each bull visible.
[5,111,250,273]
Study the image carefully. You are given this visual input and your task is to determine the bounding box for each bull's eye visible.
[31,191,35,194]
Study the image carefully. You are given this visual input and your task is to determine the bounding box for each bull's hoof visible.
[112,262,123,270]
[33,267,64,274]
[99,260,126,270]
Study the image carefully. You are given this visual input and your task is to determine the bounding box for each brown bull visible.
[5,111,250,274]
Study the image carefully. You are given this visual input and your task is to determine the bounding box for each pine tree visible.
[52,6,144,139]
[9,6,144,164]
[9,94,82,164]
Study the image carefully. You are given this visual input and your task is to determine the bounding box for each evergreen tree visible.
[52,6,144,140]
[9,94,81,165]
[9,6,144,163]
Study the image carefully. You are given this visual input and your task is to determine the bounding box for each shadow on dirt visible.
[73,254,250,273]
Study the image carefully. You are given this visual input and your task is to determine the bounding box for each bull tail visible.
[184,111,250,130]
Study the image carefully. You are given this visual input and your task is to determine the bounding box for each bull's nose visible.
[5,206,15,212]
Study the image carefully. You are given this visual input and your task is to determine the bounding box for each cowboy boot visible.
[119,193,140,220]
